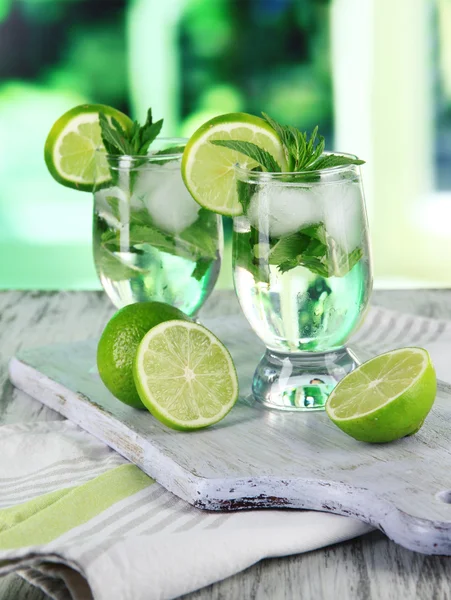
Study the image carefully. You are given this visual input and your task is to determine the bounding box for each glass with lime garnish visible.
[182,112,373,410]
[92,139,222,316]
[233,159,372,410]
[44,104,222,318]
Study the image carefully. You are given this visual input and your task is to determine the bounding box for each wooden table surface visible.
[1,289,451,600]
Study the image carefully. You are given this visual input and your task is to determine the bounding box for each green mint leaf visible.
[129,121,142,154]
[111,117,129,142]
[234,226,270,284]
[128,208,154,227]
[261,112,292,167]
[300,223,327,244]
[191,257,213,281]
[128,224,173,248]
[138,119,164,155]
[267,232,311,266]
[99,112,131,155]
[153,145,186,156]
[309,154,365,170]
[270,232,329,277]
[144,107,153,128]
[210,139,281,172]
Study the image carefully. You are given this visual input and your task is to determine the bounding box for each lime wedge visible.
[181,112,286,216]
[326,347,436,443]
[133,320,239,430]
[44,104,133,191]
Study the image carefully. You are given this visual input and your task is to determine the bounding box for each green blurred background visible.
[0,0,450,289]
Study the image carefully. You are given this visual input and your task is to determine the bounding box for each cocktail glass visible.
[93,138,223,318]
[233,159,373,410]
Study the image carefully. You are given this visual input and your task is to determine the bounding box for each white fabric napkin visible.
[1,303,451,599]
[0,422,371,600]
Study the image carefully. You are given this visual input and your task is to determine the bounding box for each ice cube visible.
[130,163,166,208]
[322,182,364,253]
[138,162,201,234]
[248,184,322,238]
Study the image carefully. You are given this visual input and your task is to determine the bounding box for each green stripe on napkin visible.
[0,464,153,549]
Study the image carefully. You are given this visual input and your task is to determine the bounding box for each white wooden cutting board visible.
[8,313,451,556]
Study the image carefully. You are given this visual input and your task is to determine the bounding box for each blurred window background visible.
[0,0,449,290]
[436,0,451,191]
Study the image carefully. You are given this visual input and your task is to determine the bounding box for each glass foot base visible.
[252,347,360,411]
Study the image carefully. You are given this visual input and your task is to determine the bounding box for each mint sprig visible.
[209,113,365,173]
[261,114,365,172]
[99,108,163,156]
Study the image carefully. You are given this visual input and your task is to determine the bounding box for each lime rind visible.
[44,104,133,192]
[182,112,286,217]
[133,320,239,430]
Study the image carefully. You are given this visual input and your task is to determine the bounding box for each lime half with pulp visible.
[182,112,286,216]
[44,103,133,191]
[97,302,189,409]
[326,347,436,443]
[134,320,239,430]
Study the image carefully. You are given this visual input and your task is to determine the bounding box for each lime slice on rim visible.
[44,103,133,191]
[326,347,436,443]
[181,112,286,216]
[133,320,239,430]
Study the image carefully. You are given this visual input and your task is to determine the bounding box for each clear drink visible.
[233,163,372,410]
[93,141,222,316]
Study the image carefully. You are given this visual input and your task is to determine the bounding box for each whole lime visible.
[97,302,189,408]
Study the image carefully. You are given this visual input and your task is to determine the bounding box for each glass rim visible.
[234,151,361,183]
[96,137,188,161]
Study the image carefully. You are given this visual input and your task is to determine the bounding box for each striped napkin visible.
[1,304,451,600]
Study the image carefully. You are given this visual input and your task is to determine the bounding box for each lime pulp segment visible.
[134,320,239,430]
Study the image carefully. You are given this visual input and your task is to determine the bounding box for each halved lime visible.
[97,302,189,409]
[181,112,286,216]
[133,320,239,430]
[326,347,436,443]
[44,104,133,191]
